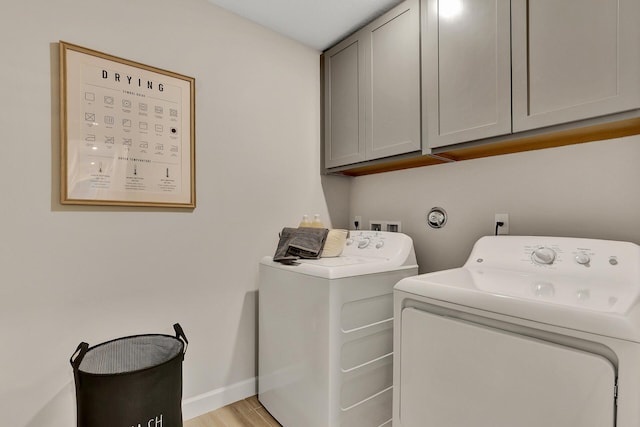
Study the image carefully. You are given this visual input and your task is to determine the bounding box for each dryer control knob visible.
[531,247,556,265]
[375,241,384,249]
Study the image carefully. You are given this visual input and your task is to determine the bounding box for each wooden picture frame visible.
[59,41,195,208]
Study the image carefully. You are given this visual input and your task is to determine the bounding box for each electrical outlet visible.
[370,220,402,232]
[495,213,509,235]
[386,221,402,232]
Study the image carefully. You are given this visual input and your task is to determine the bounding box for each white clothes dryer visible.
[394,235,640,427]
[259,231,418,427]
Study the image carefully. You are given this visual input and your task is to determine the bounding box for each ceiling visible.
[206,0,404,51]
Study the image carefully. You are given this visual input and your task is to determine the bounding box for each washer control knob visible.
[531,247,556,265]
[346,238,354,246]
[375,240,384,249]
[575,252,591,265]
[358,238,371,249]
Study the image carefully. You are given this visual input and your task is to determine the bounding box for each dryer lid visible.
[261,230,418,279]
[261,255,417,279]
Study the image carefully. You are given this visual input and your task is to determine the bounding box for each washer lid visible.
[396,235,640,342]
[396,267,640,342]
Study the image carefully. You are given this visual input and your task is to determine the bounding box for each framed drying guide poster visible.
[59,41,195,208]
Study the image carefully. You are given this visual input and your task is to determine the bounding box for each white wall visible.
[5,1,638,425]
[350,137,640,273]
[0,1,350,425]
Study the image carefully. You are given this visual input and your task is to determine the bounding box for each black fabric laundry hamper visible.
[70,323,188,427]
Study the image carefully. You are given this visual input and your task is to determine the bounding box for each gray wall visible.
[350,137,640,273]
[0,0,350,425]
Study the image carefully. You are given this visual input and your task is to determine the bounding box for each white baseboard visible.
[182,377,257,420]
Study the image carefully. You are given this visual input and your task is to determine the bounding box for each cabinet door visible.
[324,37,366,168]
[424,0,511,149]
[512,0,640,132]
[365,0,421,160]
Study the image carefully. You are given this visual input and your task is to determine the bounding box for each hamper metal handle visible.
[70,342,89,369]
[173,323,188,354]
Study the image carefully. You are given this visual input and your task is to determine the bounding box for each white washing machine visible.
[259,231,418,427]
[393,235,640,427]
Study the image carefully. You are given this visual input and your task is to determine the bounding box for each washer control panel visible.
[523,242,615,270]
[463,235,640,315]
[466,236,638,281]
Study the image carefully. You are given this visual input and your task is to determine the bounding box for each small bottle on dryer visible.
[299,215,312,227]
[310,214,324,228]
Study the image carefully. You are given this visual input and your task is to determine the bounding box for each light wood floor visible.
[184,396,282,427]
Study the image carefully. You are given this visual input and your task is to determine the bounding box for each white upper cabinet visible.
[511,0,640,132]
[324,0,421,169]
[424,0,512,149]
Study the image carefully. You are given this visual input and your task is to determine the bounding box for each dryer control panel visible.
[344,231,415,263]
